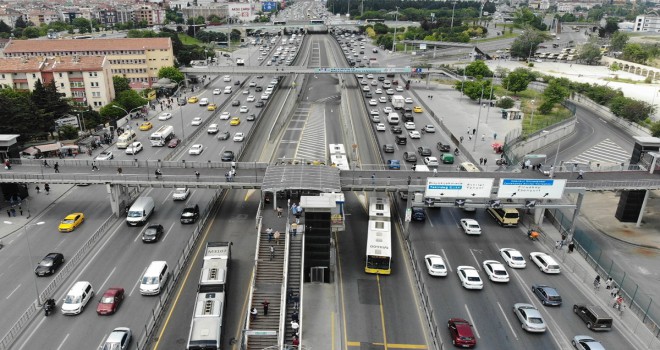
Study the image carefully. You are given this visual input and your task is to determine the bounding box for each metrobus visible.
[329,144,350,171]
[365,19,385,24]
[310,19,325,25]
[273,20,286,25]
[365,197,392,275]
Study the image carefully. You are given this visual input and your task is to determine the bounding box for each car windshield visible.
[528,317,543,324]
[432,264,445,269]
[468,224,479,229]
[142,276,158,285]
[61,219,75,224]
[64,295,81,304]
[459,335,474,340]
[174,189,186,194]
[127,211,143,218]
[182,211,194,217]
[39,259,54,267]
[101,296,115,303]
[102,341,122,350]
[548,295,561,301]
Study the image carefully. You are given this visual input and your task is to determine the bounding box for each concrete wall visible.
[506,117,577,163]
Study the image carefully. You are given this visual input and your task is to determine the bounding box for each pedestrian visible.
[555,240,562,249]
[472,128,476,135]
[605,277,613,289]
[577,170,584,179]
[18,206,22,216]
[274,230,281,245]
[292,335,300,346]
[10,208,15,217]
[54,162,59,173]
[549,166,555,178]
[6,209,10,217]
[266,227,273,242]
[250,307,258,321]
[610,285,619,297]
[44,183,50,195]
[277,206,283,217]
[291,320,299,333]
[568,241,575,253]
[291,310,299,322]
[270,245,275,260]
[4,159,11,170]
[479,157,484,165]
[262,299,270,316]
[407,176,411,185]
[290,222,298,236]
[371,173,375,185]
[35,185,40,194]
[433,168,437,175]
[43,159,50,167]
[467,127,471,135]
[460,136,464,143]
[481,134,485,141]
[91,161,98,171]
[117,167,123,175]
[292,293,300,309]
[225,172,229,182]
[288,291,294,304]
[195,171,200,180]
[493,133,497,139]
[594,275,601,289]
[231,161,237,170]
[483,158,487,165]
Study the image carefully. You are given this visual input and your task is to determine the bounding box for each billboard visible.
[425,178,494,199]
[228,4,255,20]
[496,178,567,200]
[262,1,277,12]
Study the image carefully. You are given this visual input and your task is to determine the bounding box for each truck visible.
[150,125,174,146]
[392,95,405,110]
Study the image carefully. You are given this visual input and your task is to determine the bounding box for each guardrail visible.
[134,189,223,349]
[16,158,269,170]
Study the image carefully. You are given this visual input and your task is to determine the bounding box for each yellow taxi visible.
[413,106,423,113]
[230,117,241,126]
[188,96,199,103]
[139,122,153,131]
[58,213,85,232]
[207,103,217,111]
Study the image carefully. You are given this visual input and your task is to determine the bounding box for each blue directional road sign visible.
[497,178,566,199]
[315,67,413,74]
[262,1,277,12]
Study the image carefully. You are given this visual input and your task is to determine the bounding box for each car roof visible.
[104,287,123,296]
[107,327,130,341]
[535,285,559,295]
[425,254,444,263]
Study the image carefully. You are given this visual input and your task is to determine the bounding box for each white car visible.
[360,80,368,85]
[356,74,364,78]
[371,80,378,86]
[378,96,387,103]
[362,86,370,92]
[125,142,143,155]
[386,89,395,95]
[383,106,392,114]
[572,336,605,350]
[199,98,209,106]
[369,99,378,106]
[246,95,256,102]
[191,117,203,126]
[482,260,510,282]
[242,90,249,95]
[213,88,221,95]
[249,81,257,87]
[239,106,249,113]
[499,248,526,268]
[529,252,561,274]
[375,89,383,94]
[101,327,132,350]
[370,109,379,116]
[404,122,416,130]
[457,266,483,290]
[405,97,414,104]
[460,219,482,235]
[172,187,190,201]
[367,74,374,79]
[395,86,404,92]
[188,144,204,155]
[376,123,386,131]
[223,75,231,82]
[95,151,113,161]
[233,132,245,142]
[424,254,448,276]
[261,94,270,100]
[424,156,439,166]
[408,131,421,139]
[220,112,231,120]
[157,112,172,121]
[207,124,219,134]
[422,125,436,133]
[513,303,547,333]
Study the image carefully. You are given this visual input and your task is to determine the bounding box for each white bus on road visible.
[150,125,174,146]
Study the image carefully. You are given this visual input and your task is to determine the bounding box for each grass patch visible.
[178,34,202,45]
[490,86,572,134]
[603,77,644,84]
[471,31,518,43]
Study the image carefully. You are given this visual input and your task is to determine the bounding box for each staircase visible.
[284,230,303,343]
[247,231,286,349]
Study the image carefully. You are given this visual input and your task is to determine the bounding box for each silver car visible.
[102,327,132,350]
[513,303,547,332]
[572,335,605,350]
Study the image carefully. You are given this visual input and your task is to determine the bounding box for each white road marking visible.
[441,248,452,272]
[6,284,21,299]
[98,266,117,292]
[55,333,69,350]
[464,304,480,338]
[497,302,518,339]
[162,222,175,243]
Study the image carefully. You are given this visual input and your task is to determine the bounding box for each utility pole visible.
[391,7,399,52]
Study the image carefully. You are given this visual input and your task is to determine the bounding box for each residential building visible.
[135,4,166,26]
[3,38,174,89]
[634,15,660,32]
[0,55,115,109]
[27,9,61,26]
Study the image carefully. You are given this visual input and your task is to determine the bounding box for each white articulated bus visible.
[366,197,392,275]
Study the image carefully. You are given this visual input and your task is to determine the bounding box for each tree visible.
[376,34,393,51]
[115,90,148,111]
[0,20,11,34]
[622,43,649,64]
[57,125,79,139]
[113,76,131,96]
[509,26,548,58]
[0,88,43,139]
[578,41,602,65]
[464,60,492,78]
[539,79,570,114]
[512,8,547,30]
[22,26,40,38]
[72,18,92,34]
[99,102,127,120]
[496,97,515,109]
[650,121,660,137]
[454,79,492,101]
[230,29,241,41]
[158,66,185,83]
[373,23,389,35]
[502,68,533,94]
[14,17,27,29]
[610,31,629,52]
[599,17,619,37]
[609,96,654,123]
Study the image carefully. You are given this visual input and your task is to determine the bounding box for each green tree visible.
[496,97,515,109]
[14,17,27,29]
[509,26,548,59]
[57,125,79,139]
[72,17,91,34]
[376,34,393,51]
[99,102,127,120]
[158,66,184,83]
[373,23,389,35]
[0,20,11,33]
[599,17,619,37]
[31,79,69,134]
[230,29,241,41]
[464,60,492,78]
[116,90,148,111]
[610,31,629,52]
[512,8,547,30]
[454,79,492,101]
[503,68,533,94]
[539,79,570,114]
[113,76,131,96]
[622,43,649,64]
[578,41,602,65]
[0,89,42,139]
[650,121,660,137]
[609,96,654,122]
[22,26,40,38]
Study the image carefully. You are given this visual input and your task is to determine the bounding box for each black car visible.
[417,147,432,156]
[437,142,451,152]
[404,107,413,114]
[221,150,235,161]
[395,135,407,145]
[180,204,200,224]
[255,86,263,92]
[365,92,373,98]
[532,285,562,306]
[391,125,403,134]
[382,144,395,153]
[256,101,265,108]
[35,252,65,276]
[411,207,426,221]
[142,224,164,243]
[231,100,240,106]
[234,80,241,85]
[403,152,418,163]
[247,114,256,121]
[217,131,230,140]
[378,76,385,82]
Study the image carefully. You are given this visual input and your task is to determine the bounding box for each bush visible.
[496,97,515,109]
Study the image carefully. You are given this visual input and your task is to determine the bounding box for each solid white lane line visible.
[55,333,69,350]
[497,302,518,340]
[6,284,21,299]
[98,266,117,292]
[464,304,480,338]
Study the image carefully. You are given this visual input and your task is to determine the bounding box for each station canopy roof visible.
[262,165,341,193]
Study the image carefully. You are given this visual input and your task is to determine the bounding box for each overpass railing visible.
[15,158,269,170]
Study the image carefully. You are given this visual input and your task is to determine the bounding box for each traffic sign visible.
[245,330,278,336]
[405,208,412,222]
[425,178,494,198]
[496,178,566,199]
[315,67,413,74]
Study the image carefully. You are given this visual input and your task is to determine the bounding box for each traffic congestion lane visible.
[16,187,214,350]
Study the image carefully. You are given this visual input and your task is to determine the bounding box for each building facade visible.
[0,55,115,109]
[635,15,660,32]
[3,38,174,89]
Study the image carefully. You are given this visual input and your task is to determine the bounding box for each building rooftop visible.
[4,37,172,54]
[0,56,105,73]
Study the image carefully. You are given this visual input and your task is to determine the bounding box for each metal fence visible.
[546,208,660,339]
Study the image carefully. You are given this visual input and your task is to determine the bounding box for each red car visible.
[167,138,181,148]
[448,318,476,348]
[96,287,125,315]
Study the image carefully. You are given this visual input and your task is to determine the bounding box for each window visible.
[92,92,100,97]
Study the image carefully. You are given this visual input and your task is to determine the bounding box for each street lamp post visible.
[472,86,485,152]
[112,105,145,130]
[172,80,188,140]
[391,7,399,53]
[529,100,536,133]
[4,221,45,306]
[450,2,457,32]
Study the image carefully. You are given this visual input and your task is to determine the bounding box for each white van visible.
[126,196,155,226]
[140,261,169,295]
[116,130,137,149]
[61,281,94,315]
[387,112,400,125]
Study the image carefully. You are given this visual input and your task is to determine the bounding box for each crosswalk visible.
[567,138,631,165]
[295,104,327,162]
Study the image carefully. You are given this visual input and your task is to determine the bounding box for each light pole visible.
[173,80,188,140]
[391,7,399,53]
[485,73,496,124]
[112,105,145,129]
[4,221,45,306]
[528,99,536,134]
[450,2,457,32]
[472,86,485,152]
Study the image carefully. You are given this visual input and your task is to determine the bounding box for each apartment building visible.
[3,38,174,89]
[0,55,115,109]
[635,15,660,32]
